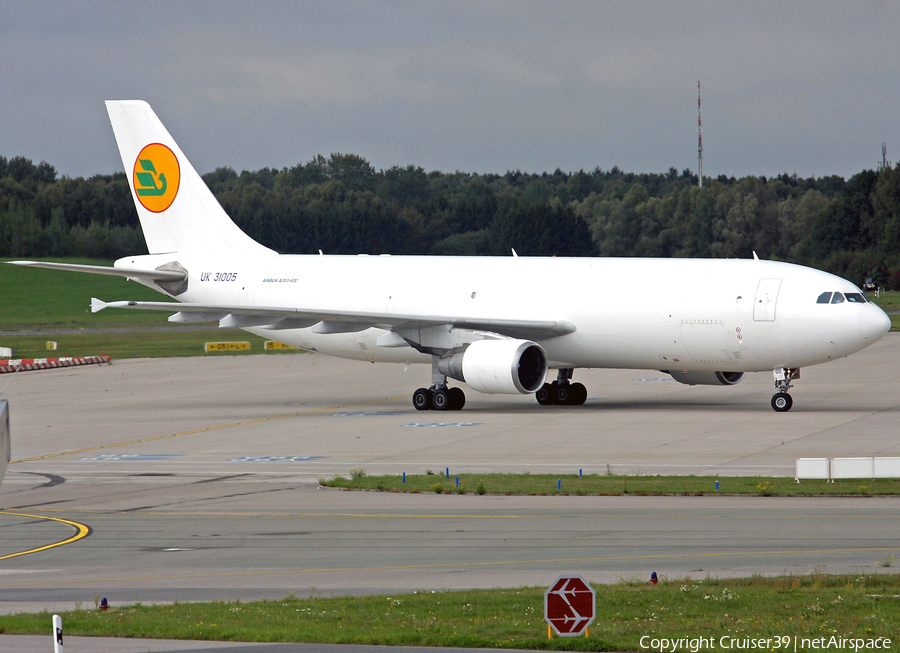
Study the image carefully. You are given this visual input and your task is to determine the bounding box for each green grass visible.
[869,290,900,312]
[0,258,302,358]
[0,258,178,330]
[0,575,897,649]
[320,472,900,496]
[0,331,296,359]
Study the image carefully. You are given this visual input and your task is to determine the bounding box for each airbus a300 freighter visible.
[12,101,891,412]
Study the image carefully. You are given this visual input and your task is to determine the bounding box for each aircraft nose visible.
[860,304,891,341]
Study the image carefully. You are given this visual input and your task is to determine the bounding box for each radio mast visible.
[697,80,703,188]
[878,143,891,171]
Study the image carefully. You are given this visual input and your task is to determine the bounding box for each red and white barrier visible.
[0,355,111,374]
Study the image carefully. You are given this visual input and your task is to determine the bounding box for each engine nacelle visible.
[438,339,548,394]
[666,370,746,386]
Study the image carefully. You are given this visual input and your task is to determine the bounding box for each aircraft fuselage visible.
[117,253,889,373]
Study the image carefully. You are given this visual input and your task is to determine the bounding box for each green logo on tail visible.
[133,143,180,212]
[135,159,168,196]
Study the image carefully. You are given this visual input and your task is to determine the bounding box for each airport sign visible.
[544,574,595,636]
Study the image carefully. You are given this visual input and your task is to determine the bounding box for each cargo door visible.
[680,319,734,364]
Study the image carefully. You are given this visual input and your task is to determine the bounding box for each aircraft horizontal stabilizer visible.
[9,261,186,282]
[90,299,576,341]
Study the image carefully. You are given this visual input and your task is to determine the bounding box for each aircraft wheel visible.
[449,387,466,410]
[771,392,793,412]
[536,383,553,405]
[570,382,588,405]
[554,383,570,405]
[432,388,450,411]
[413,388,432,411]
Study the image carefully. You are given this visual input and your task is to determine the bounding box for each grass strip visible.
[0,574,897,650]
[321,471,900,496]
[1,258,304,358]
[0,258,175,330]
[0,331,302,360]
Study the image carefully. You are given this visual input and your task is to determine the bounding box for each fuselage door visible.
[753,278,782,322]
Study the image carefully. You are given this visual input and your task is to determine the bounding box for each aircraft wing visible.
[90,298,576,340]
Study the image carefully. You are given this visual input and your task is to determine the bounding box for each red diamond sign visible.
[544,574,596,636]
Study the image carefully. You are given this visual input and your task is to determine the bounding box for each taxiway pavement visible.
[1,335,899,616]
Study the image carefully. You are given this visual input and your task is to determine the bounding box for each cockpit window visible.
[817,291,867,304]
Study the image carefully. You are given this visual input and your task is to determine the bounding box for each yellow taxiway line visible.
[0,510,91,561]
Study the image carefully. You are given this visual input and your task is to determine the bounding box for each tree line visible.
[2,152,900,288]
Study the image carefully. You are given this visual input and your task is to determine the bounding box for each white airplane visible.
[11,101,892,412]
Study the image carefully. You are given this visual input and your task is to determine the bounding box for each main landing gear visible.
[535,369,588,406]
[413,355,466,411]
[771,367,798,412]
[413,385,466,411]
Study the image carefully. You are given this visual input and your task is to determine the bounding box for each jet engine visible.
[666,371,746,386]
[438,339,548,394]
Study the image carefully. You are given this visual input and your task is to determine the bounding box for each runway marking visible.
[332,411,408,417]
[78,454,183,462]
[227,456,324,463]
[9,394,410,464]
[0,511,91,561]
[0,545,898,588]
[401,422,482,428]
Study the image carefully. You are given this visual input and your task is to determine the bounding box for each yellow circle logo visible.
[133,143,180,213]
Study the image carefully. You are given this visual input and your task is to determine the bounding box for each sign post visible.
[53,614,63,653]
[544,574,596,637]
[0,400,9,488]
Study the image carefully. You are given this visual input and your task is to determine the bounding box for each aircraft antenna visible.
[697,80,703,188]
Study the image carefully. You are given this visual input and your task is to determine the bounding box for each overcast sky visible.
[3,1,899,180]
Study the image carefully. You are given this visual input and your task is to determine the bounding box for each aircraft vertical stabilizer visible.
[105,100,275,258]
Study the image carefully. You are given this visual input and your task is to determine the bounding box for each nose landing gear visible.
[771,367,798,412]
[771,392,793,412]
